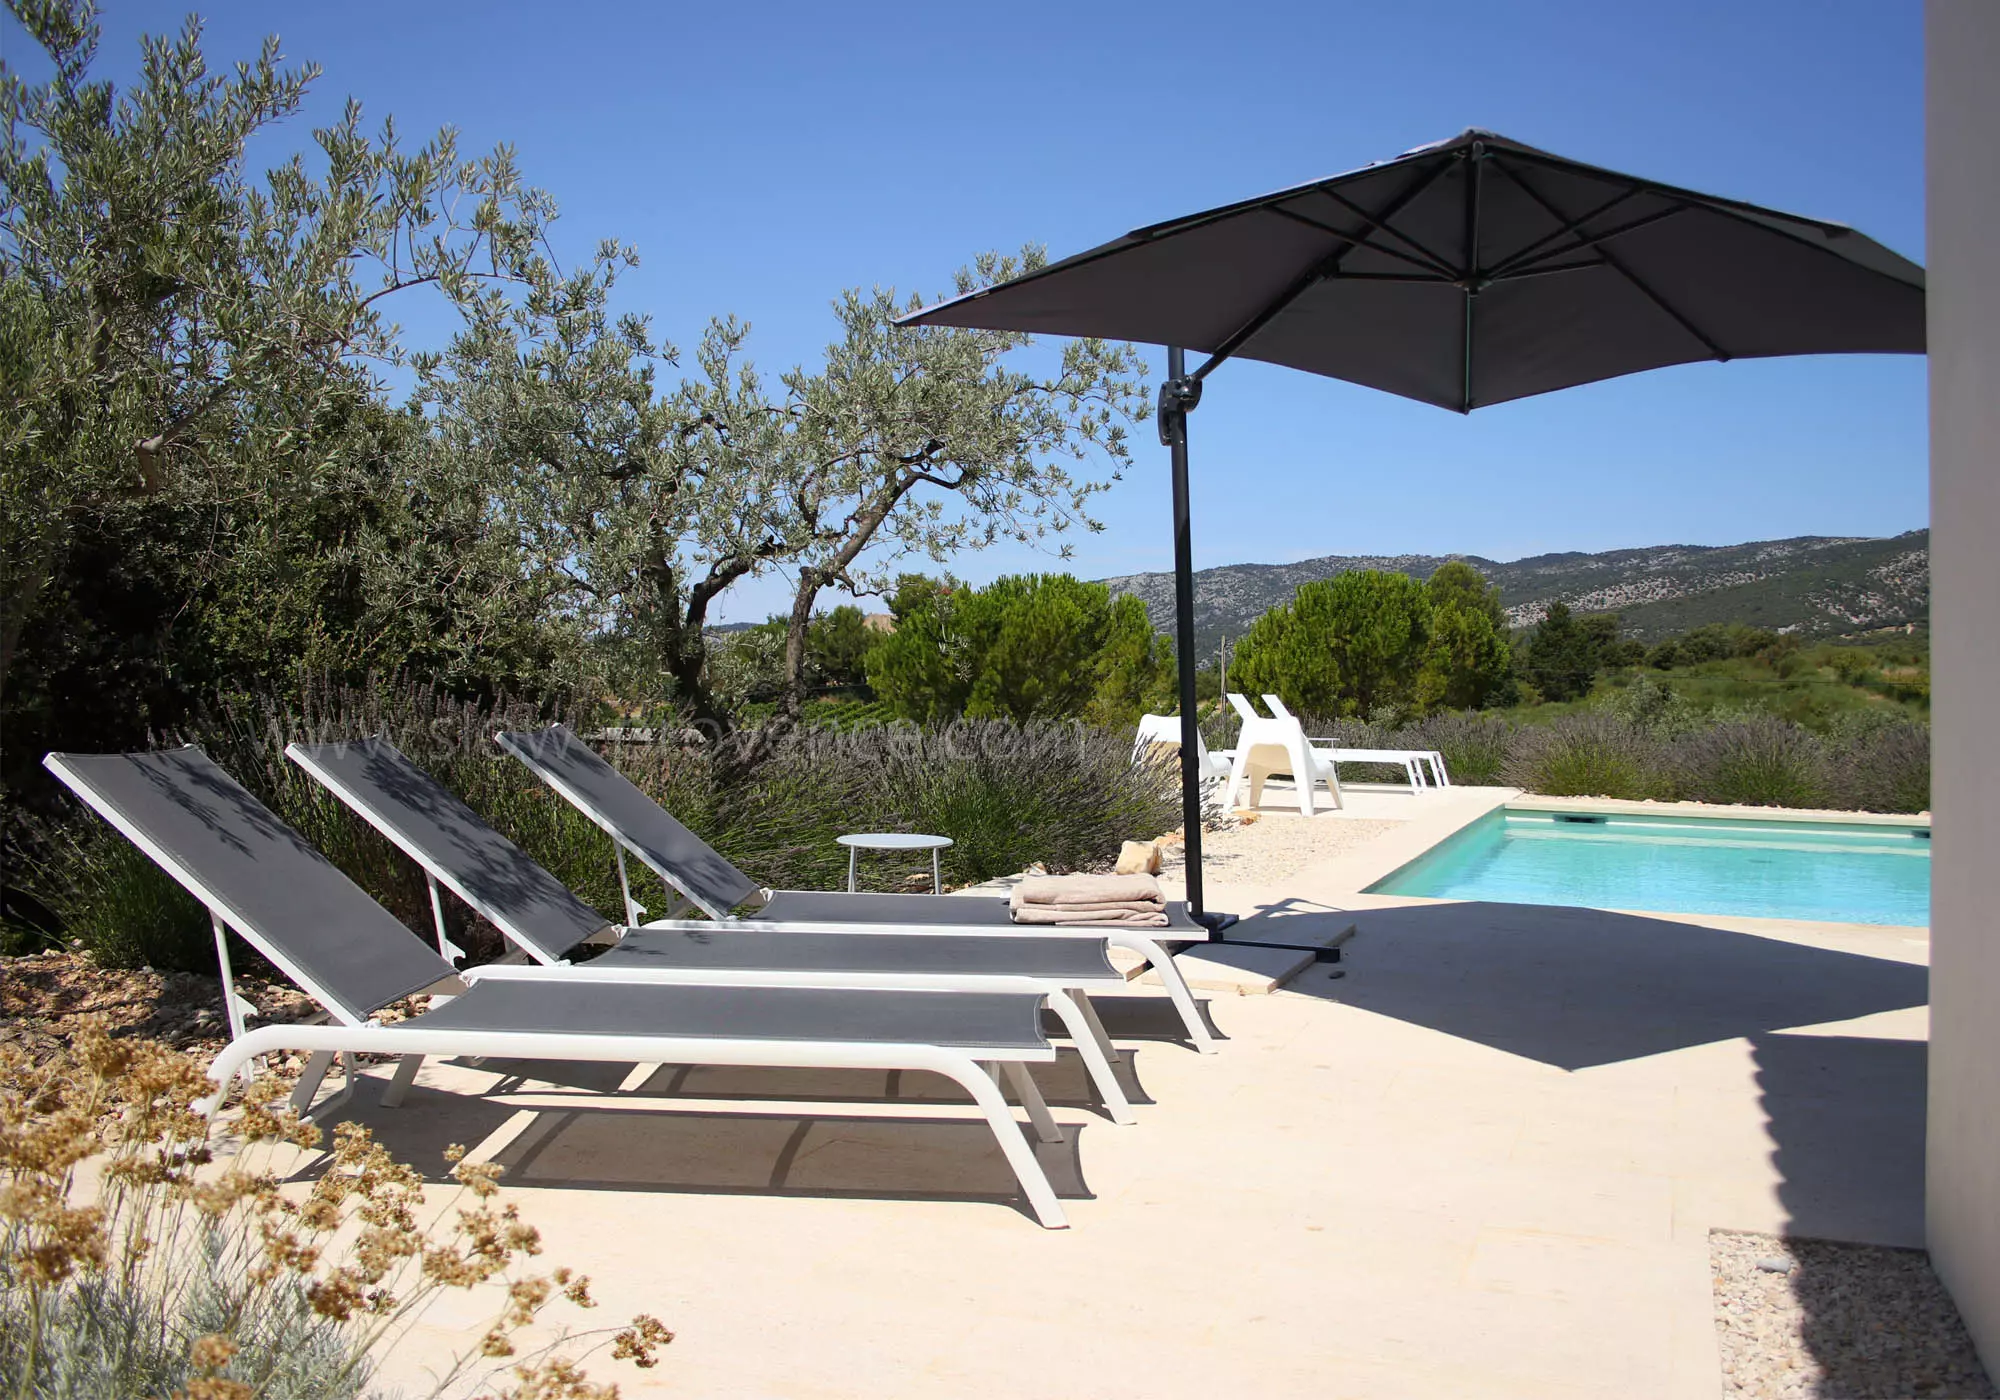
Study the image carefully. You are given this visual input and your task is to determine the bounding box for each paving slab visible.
[274,831,1932,1400]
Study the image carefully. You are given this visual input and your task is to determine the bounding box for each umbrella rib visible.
[1308,179,1460,278]
[1483,186,1643,280]
[1490,142,1921,287]
[1192,157,1465,382]
[1484,141,1864,238]
[1265,206,1454,278]
[1487,155,1731,362]
[1491,203,1695,280]
[1495,259,1606,282]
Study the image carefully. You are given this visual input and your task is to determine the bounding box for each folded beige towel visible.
[1011,874,1164,907]
[1009,902,1169,928]
[1009,873,1167,927]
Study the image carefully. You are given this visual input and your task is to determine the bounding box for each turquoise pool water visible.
[1367,810,1931,926]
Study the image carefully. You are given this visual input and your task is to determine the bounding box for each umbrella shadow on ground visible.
[1293,901,1927,1070]
[300,1069,1090,1224]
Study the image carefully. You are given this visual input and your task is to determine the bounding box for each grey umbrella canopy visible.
[896,129,1924,935]
[902,128,1924,412]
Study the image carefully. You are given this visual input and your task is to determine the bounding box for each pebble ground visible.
[1712,1229,1995,1399]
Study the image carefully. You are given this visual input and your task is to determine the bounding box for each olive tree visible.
[422,251,1151,739]
[0,0,596,717]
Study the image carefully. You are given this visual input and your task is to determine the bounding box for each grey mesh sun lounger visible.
[494,724,1216,1053]
[43,746,1090,1227]
[283,736,1140,1122]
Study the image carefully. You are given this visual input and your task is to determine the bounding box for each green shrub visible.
[1673,717,1830,808]
[1502,714,1666,799]
[1599,673,1703,736]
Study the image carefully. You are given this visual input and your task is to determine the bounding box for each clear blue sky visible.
[13,1,1927,622]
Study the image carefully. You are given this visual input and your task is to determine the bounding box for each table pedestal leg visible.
[848,845,858,893]
[932,848,942,893]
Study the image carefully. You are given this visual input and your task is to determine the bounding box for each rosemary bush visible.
[0,1027,670,1400]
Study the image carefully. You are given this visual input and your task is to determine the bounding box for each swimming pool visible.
[1366,809,1931,926]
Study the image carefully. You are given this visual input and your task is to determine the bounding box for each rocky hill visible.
[1101,530,1929,655]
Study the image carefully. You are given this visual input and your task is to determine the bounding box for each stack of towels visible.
[1008,873,1168,927]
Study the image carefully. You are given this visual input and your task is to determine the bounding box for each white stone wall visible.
[1927,0,2000,1368]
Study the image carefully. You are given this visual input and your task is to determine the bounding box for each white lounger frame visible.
[290,744,1208,1080]
[204,1018,1075,1228]
[47,753,1080,1229]
[463,964,1137,1125]
[1260,695,1452,792]
[485,735,1218,1057]
[285,743,1153,1120]
[636,914,1217,1060]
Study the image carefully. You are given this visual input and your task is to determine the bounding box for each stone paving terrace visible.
[303,788,1930,1398]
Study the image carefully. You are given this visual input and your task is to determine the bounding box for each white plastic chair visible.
[1261,694,1450,792]
[1221,694,1344,815]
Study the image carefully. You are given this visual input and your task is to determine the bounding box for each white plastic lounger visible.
[283,737,1143,1121]
[42,746,1088,1227]
[1260,695,1449,791]
[492,725,1217,1054]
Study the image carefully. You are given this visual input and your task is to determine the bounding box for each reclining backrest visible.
[1132,713,1215,765]
[42,747,449,1024]
[497,725,761,920]
[286,737,615,963]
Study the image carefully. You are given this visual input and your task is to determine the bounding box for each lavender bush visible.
[25,679,1179,970]
[1501,713,1670,799]
[1671,716,1831,808]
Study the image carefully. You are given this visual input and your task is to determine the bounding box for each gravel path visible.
[1712,1229,1995,1398]
[1156,812,1402,894]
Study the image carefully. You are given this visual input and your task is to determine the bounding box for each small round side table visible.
[836,832,953,893]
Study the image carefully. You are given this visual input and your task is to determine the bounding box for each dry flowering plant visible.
[0,1024,670,1398]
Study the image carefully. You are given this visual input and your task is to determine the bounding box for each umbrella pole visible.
[1161,346,1227,932]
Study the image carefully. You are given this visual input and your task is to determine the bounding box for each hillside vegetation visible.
[1104,530,1928,656]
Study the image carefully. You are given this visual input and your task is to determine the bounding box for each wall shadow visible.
[1297,901,1927,1069]
[1750,1034,1995,1394]
[1755,1032,1927,1248]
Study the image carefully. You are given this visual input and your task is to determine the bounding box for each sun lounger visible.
[493,725,1216,1053]
[284,737,1140,1121]
[1260,695,1449,791]
[42,746,1090,1227]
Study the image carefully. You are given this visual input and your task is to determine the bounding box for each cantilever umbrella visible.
[898,128,1925,940]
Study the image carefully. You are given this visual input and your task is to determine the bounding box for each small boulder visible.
[1115,840,1163,875]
